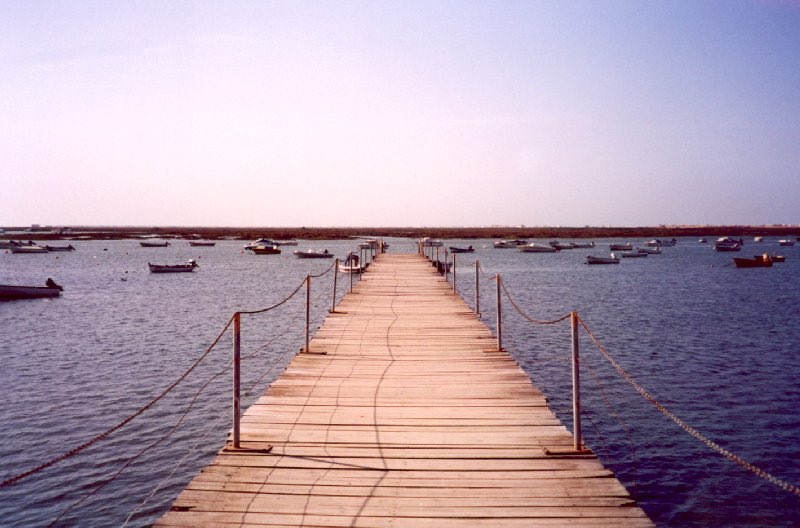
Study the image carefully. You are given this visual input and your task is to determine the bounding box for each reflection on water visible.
[1,237,799,527]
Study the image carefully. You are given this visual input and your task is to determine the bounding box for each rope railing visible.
[497,277,571,325]
[576,314,800,498]
[0,314,235,489]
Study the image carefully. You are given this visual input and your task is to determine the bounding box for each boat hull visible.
[251,246,281,255]
[0,284,62,300]
[293,251,333,258]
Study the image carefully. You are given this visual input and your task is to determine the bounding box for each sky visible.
[2,0,800,227]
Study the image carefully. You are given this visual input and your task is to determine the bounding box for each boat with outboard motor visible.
[518,243,558,253]
[609,243,633,251]
[188,241,216,247]
[0,278,63,300]
[586,254,620,265]
[251,245,281,255]
[148,260,199,273]
[449,246,474,253]
[714,237,743,252]
[733,254,773,268]
[44,244,76,251]
[140,241,170,247]
[9,245,49,253]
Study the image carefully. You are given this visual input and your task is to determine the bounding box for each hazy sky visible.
[3,1,799,227]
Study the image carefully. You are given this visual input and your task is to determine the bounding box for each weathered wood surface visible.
[157,253,652,527]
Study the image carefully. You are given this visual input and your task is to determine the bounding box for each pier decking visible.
[157,253,652,527]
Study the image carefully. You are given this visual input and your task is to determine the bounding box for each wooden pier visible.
[156,253,653,527]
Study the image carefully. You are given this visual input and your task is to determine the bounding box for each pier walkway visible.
[156,253,652,527]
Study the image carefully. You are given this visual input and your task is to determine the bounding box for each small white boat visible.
[586,254,620,265]
[609,243,633,251]
[10,245,49,253]
[449,246,474,253]
[572,241,595,248]
[188,241,216,247]
[778,239,795,247]
[294,249,334,259]
[637,246,662,255]
[140,241,170,247]
[339,253,366,273]
[644,239,662,247]
[148,260,198,273]
[621,251,648,258]
[0,279,63,300]
[518,243,558,253]
[753,236,763,242]
[714,237,743,252]
[699,238,708,243]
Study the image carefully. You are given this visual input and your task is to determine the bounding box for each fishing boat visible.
[244,238,276,250]
[733,254,773,268]
[586,254,620,265]
[609,243,633,251]
[188,241,216,247]
[778,239,795,247]
[139,241,170,247]
[274,240,299,246]
[549,241,576,250]
[339,253,366,273]
[493,239,526,248]
[421,237,443,247]
[44,244,76,251]
[621,251,647,258]
[148,260,198,273]
[294,249,333,258]
[637,247,662,255]
[449,246,474,253]
[251,245,281,255]
[714,237,743,252]
[0,240,36,249]
[572,241,595,248]
[0,279,63,300]
[518,243,558,253]
[10,245,49,253]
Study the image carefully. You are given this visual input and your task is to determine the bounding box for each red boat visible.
[733,254,772,268]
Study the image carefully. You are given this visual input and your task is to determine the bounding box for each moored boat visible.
[518,243,558,253]
[339,253,366,273]
[586,254,620,265]
[188,241,216,247]
[699,238,708,243]
[44,244,76,251]
[549,241,576,250]
[714,237,743,252]
[778,239,795,247]
[0,279,63,300]
[771,253,786,262]
[294,249,333,258]
[494,239,526,248]
[449,246,474,253]
[140,241,170,247]
[421,237,443,247]
[148,260,198,273]
[753,236,763,242]
[251,245,281,255]
[621,251,648,258]
[571,241,595,248]
[609,243,633,251]
[274,240,299,246]
[637,246,662,255]
[10,245,49,253]
[733,254,773,268]
[244,238,276,250]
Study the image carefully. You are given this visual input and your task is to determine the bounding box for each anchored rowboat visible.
[148,260,198,273]
[140,241,170,247]
[0,280,63,300]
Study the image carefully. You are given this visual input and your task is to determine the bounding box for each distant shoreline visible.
[2,225,799,241]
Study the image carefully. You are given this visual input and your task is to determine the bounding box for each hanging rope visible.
[0,315,234,489]
[577,314,800,498]
[498,277,571,325]
[476,261,497,280]
[309,259,337,278]
[239,277,306,315]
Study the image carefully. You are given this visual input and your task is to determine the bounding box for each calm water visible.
[1,237,799,527]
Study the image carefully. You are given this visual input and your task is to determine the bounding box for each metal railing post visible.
[475,260,480,316]
[232,312,241,448]
[305,275,310,352]
[452,252,456,293]
[358,248,363,279]
[331,259,338,313]
[496,274,503,351]
[571,311,582,451]
[444,248,449,280]
[350,255,354,292]
[436,246,439,269]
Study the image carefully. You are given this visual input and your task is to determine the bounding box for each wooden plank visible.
[155,253,652,527]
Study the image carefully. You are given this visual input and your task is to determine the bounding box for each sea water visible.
[0,237,798,527]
